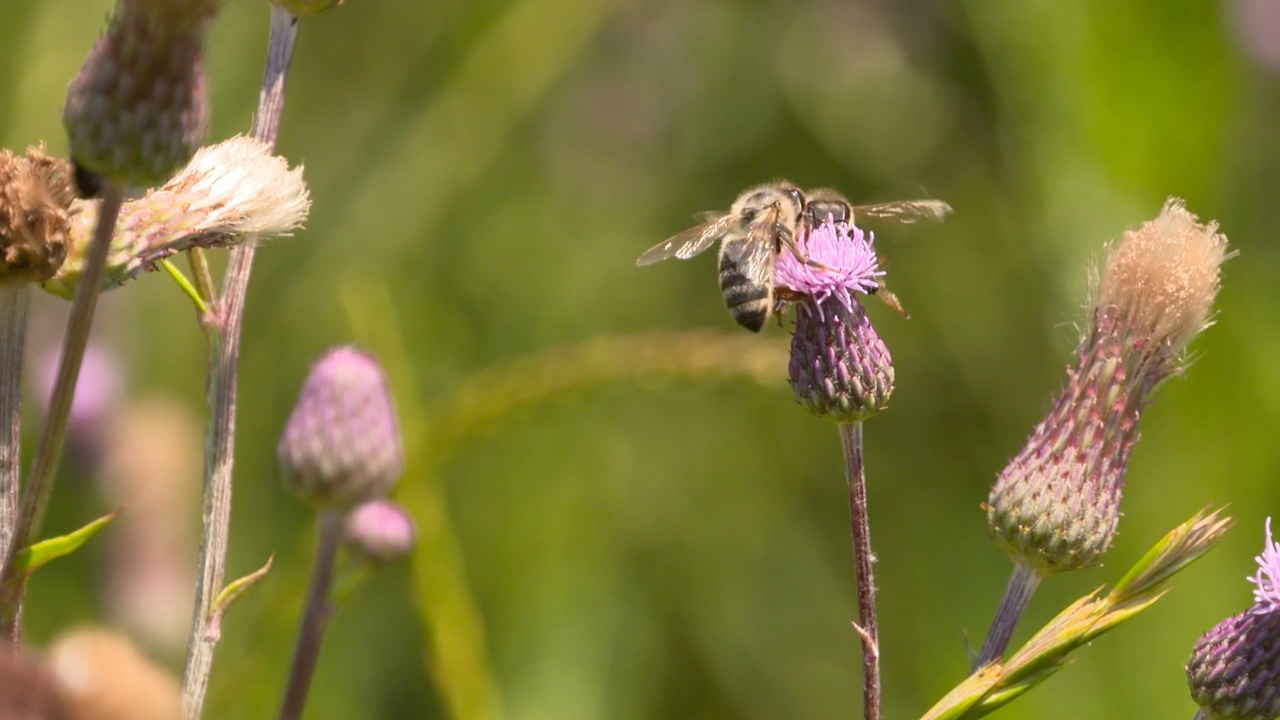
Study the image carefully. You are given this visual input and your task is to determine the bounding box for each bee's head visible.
[804,188,852,226]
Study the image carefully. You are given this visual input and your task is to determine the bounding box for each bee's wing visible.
[719,215,780,289]
[851,199,952,225]
[636,214,734,266]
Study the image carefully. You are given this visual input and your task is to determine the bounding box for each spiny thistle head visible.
[344,499,416,563]
[776,220,893,423]
[44,136,310,298]
[63,0,221,189]
[1187,519,1280,720]
[987,199,1230,576]
[279,347,403,509]
[0,147,77,285]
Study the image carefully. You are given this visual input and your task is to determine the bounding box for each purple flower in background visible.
[778,220,893,423]
[1187,519,1280,720]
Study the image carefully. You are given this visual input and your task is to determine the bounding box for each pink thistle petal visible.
[1250,517,1280,615]
[775,220,883,313]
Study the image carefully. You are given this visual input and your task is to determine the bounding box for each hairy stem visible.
[180,7,299,717]
[838,422,880,720]
[0,184,124,643]
[279,510,343,720]
[0,286,28,580]
[973,561,1041,670]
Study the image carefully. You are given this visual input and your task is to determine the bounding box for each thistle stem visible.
[279,510,343,720]
[838,421,880,720]
[0,184,123,643]
[0,286,28,576]
[179,7,299,717]
[1192,711,1209,720]
[973,561,1041,670]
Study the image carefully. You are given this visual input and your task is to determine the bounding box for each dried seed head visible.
[44,136,310,298]
[1096,198,1229,358]
[45,627,180,720]
[63,0,221,187]
[987,200,1231,575]
[777,220,893,423]
[0,147,77,285]
[1187,520,1280,720]
[344,499,416,563]
[279,348,403,509]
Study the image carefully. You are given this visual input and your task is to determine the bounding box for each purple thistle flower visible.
[1187,519,1280,720]
[279,347,403,510]
[775,220,884,315]
[778,220,893,423]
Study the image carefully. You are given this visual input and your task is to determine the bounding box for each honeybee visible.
[636,181,951,331]
[636,181,809,332]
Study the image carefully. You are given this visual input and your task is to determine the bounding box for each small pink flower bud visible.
[344,499,415,563]
[1187,519,1280,720]
[279,347,403,509]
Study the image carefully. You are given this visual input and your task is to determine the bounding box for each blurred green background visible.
[2,0,1278,718]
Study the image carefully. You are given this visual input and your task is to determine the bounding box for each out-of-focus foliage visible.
[2,0,1278,718]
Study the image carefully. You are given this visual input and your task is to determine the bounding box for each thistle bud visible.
[62,0,221,188]
[775,220,893,423]
[987,199,1230,575]
[1187,519,1280,720]
[0,147,77,285]
[279,347,403,509]
[344,499,415,563]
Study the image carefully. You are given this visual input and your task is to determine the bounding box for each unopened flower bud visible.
[344,499,415,563]
[988,199,1230,575]
[62,0,221,188]
[1187,519,1280,720]
[279,347,403,509]
[776,220,893,423]
[0,147,77,285]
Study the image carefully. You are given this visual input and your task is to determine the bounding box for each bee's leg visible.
[872,286,910,319]
[778,229,833,271]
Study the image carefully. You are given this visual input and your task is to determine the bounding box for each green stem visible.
[0,286,28,590]
[278,511,343,720]
[973,561,1041,670]
[180,6,299,716]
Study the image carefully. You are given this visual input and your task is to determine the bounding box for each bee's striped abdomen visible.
[718,251,772,332]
